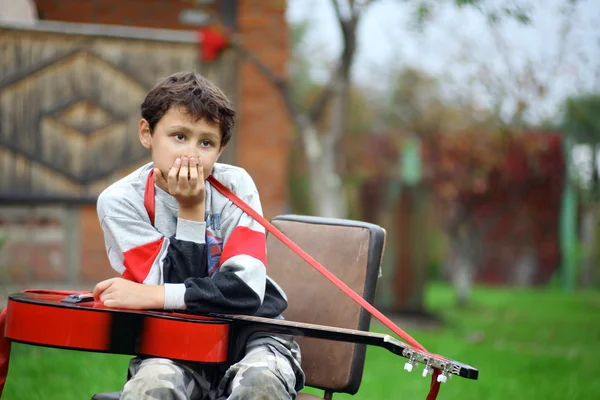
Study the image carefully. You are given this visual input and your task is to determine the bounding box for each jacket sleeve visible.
[97,188,209,310]
[180,170,268,315]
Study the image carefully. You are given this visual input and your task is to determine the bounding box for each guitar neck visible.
[215,313,408,360]
[219,314,479,381]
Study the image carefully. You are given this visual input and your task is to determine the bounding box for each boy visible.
[93,72,305,400]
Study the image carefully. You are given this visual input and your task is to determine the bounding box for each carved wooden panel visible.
[0,22,238,201]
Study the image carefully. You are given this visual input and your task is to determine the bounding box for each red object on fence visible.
[197,27,229,61]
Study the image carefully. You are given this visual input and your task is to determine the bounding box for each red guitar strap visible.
[144,171,441,398]
[145,168,156,226]
[207,175,441,400]
[203,175,442,399]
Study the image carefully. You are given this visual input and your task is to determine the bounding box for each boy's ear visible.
[139,119,152,149]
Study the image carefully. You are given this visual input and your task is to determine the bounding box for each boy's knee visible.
[122,380,181,400]
[230,366,295,400]
[121,360,191,400]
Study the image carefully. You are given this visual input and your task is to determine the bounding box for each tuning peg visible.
[404,356,417,372]
[422,359,434,377]
[437,364,452,383]
[422,365,434,377]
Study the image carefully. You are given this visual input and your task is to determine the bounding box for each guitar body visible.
[3,292,479,381]
[4,292,236,363]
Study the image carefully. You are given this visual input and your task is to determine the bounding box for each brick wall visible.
[34,0,202,29]
[236,0,291,219]
[0,205,119,285]
[6,0,292,285]
[0,206,73,284]
[78,205,119,282]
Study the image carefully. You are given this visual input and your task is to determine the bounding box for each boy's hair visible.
[141,72,236,147]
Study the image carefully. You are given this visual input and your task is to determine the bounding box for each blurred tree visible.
[561,94,600,288]
[413,0,598,304]
[448,0,595,127]
[423,129,565,305]
[286,16,380,217]
[354,65,495,311]
[205,1,551,312]
[562,95,600,199]
[211,0,531,218]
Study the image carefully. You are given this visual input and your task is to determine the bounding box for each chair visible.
[92,214,386,399]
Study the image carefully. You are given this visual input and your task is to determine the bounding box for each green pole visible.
[560,135,577,291]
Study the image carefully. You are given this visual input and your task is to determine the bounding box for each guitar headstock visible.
[383,335,479,382]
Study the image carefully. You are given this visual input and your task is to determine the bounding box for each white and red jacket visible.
[96,162,288,317]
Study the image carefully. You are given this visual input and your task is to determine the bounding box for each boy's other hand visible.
[156,156,205,211]
[93,277,165,310]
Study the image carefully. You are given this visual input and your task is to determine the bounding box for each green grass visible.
[3,283,599,400]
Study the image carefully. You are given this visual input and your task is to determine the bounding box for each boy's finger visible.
[100,292,114,306]
[103,299,118,308]
[154,168,167,186]
[93,278,114,300]
[103,299,113,307]
[178,157,189,178]
[189,157,198,187]
[168,158,180,192]
[178,157,190,190]
[198,157,204,180]
[170,158,181,179]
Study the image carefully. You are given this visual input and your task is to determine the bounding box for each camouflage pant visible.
[120,335,305,400]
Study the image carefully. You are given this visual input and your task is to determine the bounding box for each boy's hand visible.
[93,277,165,310]
[155,156,205,210]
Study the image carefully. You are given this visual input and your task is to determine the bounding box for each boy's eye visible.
[200,140,212,147]
[174,134,186,141]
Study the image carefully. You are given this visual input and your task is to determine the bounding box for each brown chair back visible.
[266,215,386,395]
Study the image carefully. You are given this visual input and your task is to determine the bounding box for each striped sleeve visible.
[181,170,268,315]
[97,189,208,310]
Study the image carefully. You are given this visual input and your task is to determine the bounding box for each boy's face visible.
[139,106,225,193]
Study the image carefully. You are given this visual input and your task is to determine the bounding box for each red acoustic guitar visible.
[4,291,478,382]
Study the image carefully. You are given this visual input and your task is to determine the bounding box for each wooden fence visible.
[0,20,239,287]
[0,20,238,201]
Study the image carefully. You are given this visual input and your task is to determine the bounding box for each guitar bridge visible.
[61,294,95,304]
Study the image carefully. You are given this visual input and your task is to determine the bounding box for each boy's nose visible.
[185,146,200,158]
